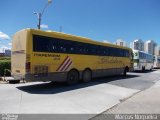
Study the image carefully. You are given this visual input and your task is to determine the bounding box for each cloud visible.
[103,40,110,43]
[0,44,11,52]
[40,24,48,29]
[0,31,10,40]
[8,42,12,46]
[0,45,11,49]
[0,47,3,52]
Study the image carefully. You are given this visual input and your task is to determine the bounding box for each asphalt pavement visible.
[91,72,160,120]
[0,69,160,120]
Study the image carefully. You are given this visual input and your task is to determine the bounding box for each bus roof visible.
[133,50,153,56]
[16,28,131,51]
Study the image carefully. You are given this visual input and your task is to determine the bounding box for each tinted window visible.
[33,35,129,57]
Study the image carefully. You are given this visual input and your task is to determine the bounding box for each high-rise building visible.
[154,46,160,56]
[130,39,144,51]
[144,40,157,55]
[0,53,5,57]
[115,39,127,47]
[5,49,11,57]
[4,49,11,57]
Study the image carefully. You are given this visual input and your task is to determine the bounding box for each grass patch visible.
[0,60,11,76]
[0,57,11,61]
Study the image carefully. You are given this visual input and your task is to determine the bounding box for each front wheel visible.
[67,70,79,85]
[142,66,145,72]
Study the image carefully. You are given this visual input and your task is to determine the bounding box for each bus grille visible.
[34,65,48,77]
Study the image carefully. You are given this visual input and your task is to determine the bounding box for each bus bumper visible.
[25,72,68,82]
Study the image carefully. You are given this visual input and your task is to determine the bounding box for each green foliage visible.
[0,57,11,61]
[0,60,11,76]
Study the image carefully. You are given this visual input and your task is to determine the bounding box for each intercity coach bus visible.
[154,55,160,68]
[11,29,133,84]
[133,50,154,71]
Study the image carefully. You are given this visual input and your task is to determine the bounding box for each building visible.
[130,39,144,51]
[0,53,5,57]
[5,49,11,57]
[115,39,127,47]
[154,46,160,56]
[144,40,157,55]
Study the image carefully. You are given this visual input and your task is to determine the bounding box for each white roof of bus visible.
[133,50,153,55]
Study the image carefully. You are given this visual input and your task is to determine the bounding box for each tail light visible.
[26,62,31,72]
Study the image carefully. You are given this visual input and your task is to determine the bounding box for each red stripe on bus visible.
[63,61,72,71]
[56,56,69,71]
[60,58,71,72]
[58,57,71,72]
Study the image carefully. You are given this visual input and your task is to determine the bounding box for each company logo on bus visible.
[56,56,73,72]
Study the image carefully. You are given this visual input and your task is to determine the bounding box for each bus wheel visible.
[67,70,79,85]
[150,66,153,71]
[123,67,128,77]
[142,66,145,71]
[82,69,92,83]
[9,80,20,84]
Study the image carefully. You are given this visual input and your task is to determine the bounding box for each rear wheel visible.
[123,67,128,77]
[67,70,79,85]
[82,69,92,83]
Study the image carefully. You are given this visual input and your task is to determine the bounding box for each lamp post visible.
[34,0,52,29]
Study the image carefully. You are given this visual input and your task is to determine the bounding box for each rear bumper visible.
[12,73,24,80]
[25,72,68,82]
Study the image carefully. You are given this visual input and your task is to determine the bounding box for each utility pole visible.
[34,0,52,29]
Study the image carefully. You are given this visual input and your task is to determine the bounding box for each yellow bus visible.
[11,29,133,84]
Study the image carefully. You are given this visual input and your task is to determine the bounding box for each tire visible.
[67,70,79,85]
[9,80,20,84]
[82,69,92,83]
[150,66,153,71]
[142,66,145,72]
[123,68,127,77]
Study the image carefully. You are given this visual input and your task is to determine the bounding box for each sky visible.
[0,0,160,52]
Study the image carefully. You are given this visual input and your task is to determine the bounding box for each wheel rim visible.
[67,70,79,85]
[83,70,91,82]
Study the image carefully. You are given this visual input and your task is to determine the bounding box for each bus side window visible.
[126,50,129,57]
[82,44,87,54]
[153,56,155,61]
[116,48,119,57]
[105,47,108,56]
[75,43,81,54]
[70,47,74,52]
[96,46,101,55]
[120,49,124,57]
[52,42,58,52]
